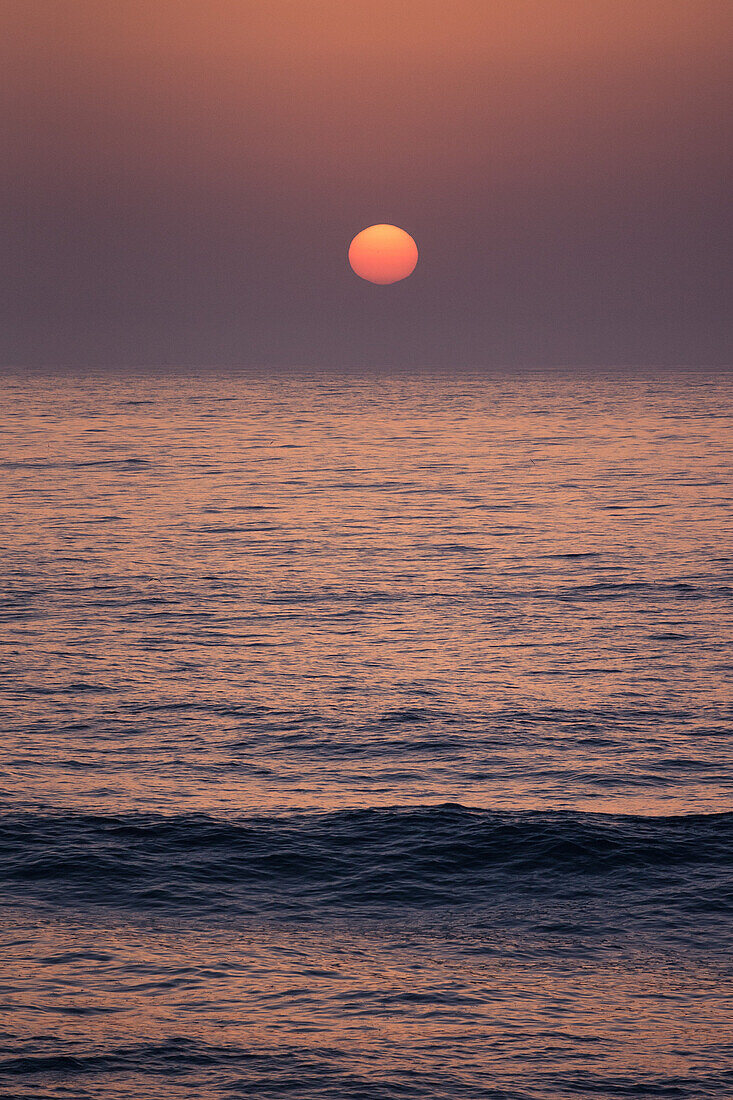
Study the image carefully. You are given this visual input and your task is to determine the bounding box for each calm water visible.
[1,369,731,1098]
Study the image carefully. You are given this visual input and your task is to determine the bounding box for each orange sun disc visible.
[348,224,418,284]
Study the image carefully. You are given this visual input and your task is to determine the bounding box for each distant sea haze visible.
[1,368,731,1099]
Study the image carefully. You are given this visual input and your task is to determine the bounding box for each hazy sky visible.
[2,0,731,368]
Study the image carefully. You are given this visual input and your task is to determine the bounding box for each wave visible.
[1,806,731,920]
[3,1040,731,1100]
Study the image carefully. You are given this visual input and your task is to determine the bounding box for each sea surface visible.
[0,368,731,1099]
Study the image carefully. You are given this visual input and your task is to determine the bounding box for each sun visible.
[348,224,418,285]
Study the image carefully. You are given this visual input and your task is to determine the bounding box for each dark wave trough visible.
[3,807,732,929]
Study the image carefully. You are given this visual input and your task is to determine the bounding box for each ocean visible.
[1,368,731,1099]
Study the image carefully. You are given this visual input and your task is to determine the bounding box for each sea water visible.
[1,368,731,1098]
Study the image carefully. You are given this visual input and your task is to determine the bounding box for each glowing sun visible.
[348,224,418,284]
